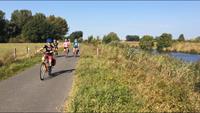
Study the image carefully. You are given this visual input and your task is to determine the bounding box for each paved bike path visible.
[0,53,78,112]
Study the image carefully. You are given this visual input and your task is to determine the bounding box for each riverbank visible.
[65,43,200,112]
[165,42,200,54]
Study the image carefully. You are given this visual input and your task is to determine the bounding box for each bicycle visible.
[40,52,54,80]
[73,48,79,57]
[54,49,59,56]
[63,47,69,57]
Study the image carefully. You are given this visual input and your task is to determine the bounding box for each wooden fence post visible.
[96,47,99,57]
[26,46,30,57]
[35,46,38,54]
[14,48,17,60]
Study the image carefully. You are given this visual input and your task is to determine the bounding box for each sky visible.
[0,1,200,40]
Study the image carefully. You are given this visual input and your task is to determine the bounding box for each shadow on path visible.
[52,69,75,77]
[45,69,75,80]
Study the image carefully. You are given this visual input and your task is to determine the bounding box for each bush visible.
[126,35,140,41]
[102,32,120,44]
[139,35,154,50]
[88,35,94,43]
[156,33,173,51]
[87,35,101,47]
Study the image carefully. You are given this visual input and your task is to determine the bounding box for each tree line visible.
[86,32,200,51]
[0,9,68,43]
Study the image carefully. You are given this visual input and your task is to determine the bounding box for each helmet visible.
[46,38,53,43]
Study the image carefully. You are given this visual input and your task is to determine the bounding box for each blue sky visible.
[0,1,200,39]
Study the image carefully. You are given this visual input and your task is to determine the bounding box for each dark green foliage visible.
[68,31,83,42]
[0,9,69,43]
[178,34,185,42]
[126,35,140,41]
[47,15,68,40]
[6,22,20,39]
[102,32,120,44]
[139,35,154,50]
[11,10,32,36]
[156,33,173,51]
[0,10,7,42]
[22,13,52,42]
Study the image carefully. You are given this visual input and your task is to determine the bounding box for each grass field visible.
[65,43,200,112]
[0,43,49,80]
[165,42,200,54]
[0,43,65,80]
[0,43,44,58]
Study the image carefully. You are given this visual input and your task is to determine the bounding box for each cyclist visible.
[63,38,71,56]
[39,38,56,67]
[53,39,59,50]
[73,38,79,57]
[53,39,59,55]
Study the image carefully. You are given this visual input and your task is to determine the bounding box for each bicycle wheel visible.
[40,63,47,80]
[48,66,52,76]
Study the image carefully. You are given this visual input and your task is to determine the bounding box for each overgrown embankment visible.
[165,42,200,54]
[65,43,200,112]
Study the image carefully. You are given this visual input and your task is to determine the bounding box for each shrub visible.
[102,32,120,44]
[156,33,173,51]
[139,35,154,50]
[87,36,92,42]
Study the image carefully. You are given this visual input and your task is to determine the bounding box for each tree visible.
[68,31,83,42]
[102,32,120,44]
[11,10,32,36]
[178,34,185,42]
[47,15,68,39]
[126,35,140,41]
[139,35,154,50]
[22,13,52,42]
[6,22,20,38]
[0,10,7,42]
[88,35,94,43]
[156,33,173,51]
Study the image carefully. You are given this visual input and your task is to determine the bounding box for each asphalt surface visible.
[0,52,78,112]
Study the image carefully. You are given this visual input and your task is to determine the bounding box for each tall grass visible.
[65,43,200,112]
[0,54,41,80]
[165,42,200,54]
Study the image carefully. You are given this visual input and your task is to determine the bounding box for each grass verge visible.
[0,54,41,81]
[65,43,200,112]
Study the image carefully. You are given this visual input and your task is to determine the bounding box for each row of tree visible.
[85,32,174,51]
[126,34,186,42]
[0,10,68,43]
